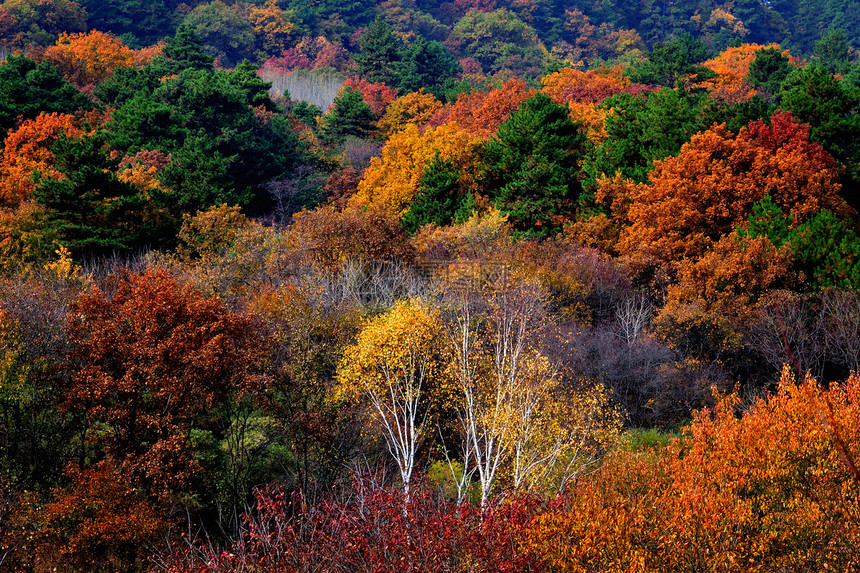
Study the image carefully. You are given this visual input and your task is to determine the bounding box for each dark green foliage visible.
[223,60,279,111]
[480,92,586,236]
[31,134,158,256]
[79,0,180,47]
[812,29,856,76]
[0,56,91,136]
[703,95,772,134]
[398,37,461,97]
[736,194,792,248]
[321,86,376,143]
[149,25,216,77]
[289,100,323,126]
[747,47,793,103]
[284,0,374,33]
[401,152,462,234]
[104,57,302,217]
[628,33,714,87]
[2,0,87,47]
[182,1,257,68]
[107,95,186,151]
[447,9,546,77]
[93,66,162,108]
[780,64,860,208]
[353,16,403,87]
[768,0,860,54]
[738,197,860,290]
[584,88,707,188]
[790,210,860,290]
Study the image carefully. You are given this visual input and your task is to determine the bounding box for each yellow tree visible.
[248,0,294,55]
[349,122,482,216]
[336,298,442,501]
[379,90,442,137]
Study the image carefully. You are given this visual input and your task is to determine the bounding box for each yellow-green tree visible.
[446,284,620,503]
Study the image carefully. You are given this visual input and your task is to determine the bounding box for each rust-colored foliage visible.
[36,461,167,571]
[616,112,848,265]
[661,234,797,324]
[288,205,413,268]
[427,78,535,138]
[343,77,398,116]
[541,67,640,105]
[655,234,797,361]
[42,31,135,87]
[539,68,644,146]
[65,269,264,499]
[0,112,85,207]
[324,165,361,209]
[116,149,170,195]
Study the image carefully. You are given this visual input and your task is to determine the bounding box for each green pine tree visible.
[353,16,403,86]
[480,92,586,236]
[31,133,157,256]
[401,152,463,234]
[321,86,376,143]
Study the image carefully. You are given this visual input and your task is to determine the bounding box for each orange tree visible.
[42,31,135,87]
[525,367,860,571]
[0,112,85,207]
[615,111,848,266]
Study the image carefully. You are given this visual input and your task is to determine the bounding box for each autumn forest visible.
[1,0,860,570]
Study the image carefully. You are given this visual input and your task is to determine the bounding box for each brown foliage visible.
[289,205,413,269]
[36,461,167,572]
[657,234,797,346]
[324,166,361,209]
[541,66,638,105]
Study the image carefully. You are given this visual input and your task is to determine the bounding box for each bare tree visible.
[751,291,826,380]
[822,289,860,374]
[616,292,653,347]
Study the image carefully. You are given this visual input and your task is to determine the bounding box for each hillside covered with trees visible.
[1,0,860,571]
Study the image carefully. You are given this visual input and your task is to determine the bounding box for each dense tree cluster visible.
[1,3,860,572]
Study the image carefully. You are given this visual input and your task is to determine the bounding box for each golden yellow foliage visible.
[336,298,442,403]
[378,90,442,137]
[350,122,482,216]
[567,100,609,145]
[336,298,444,496]
[249,0,295,55]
